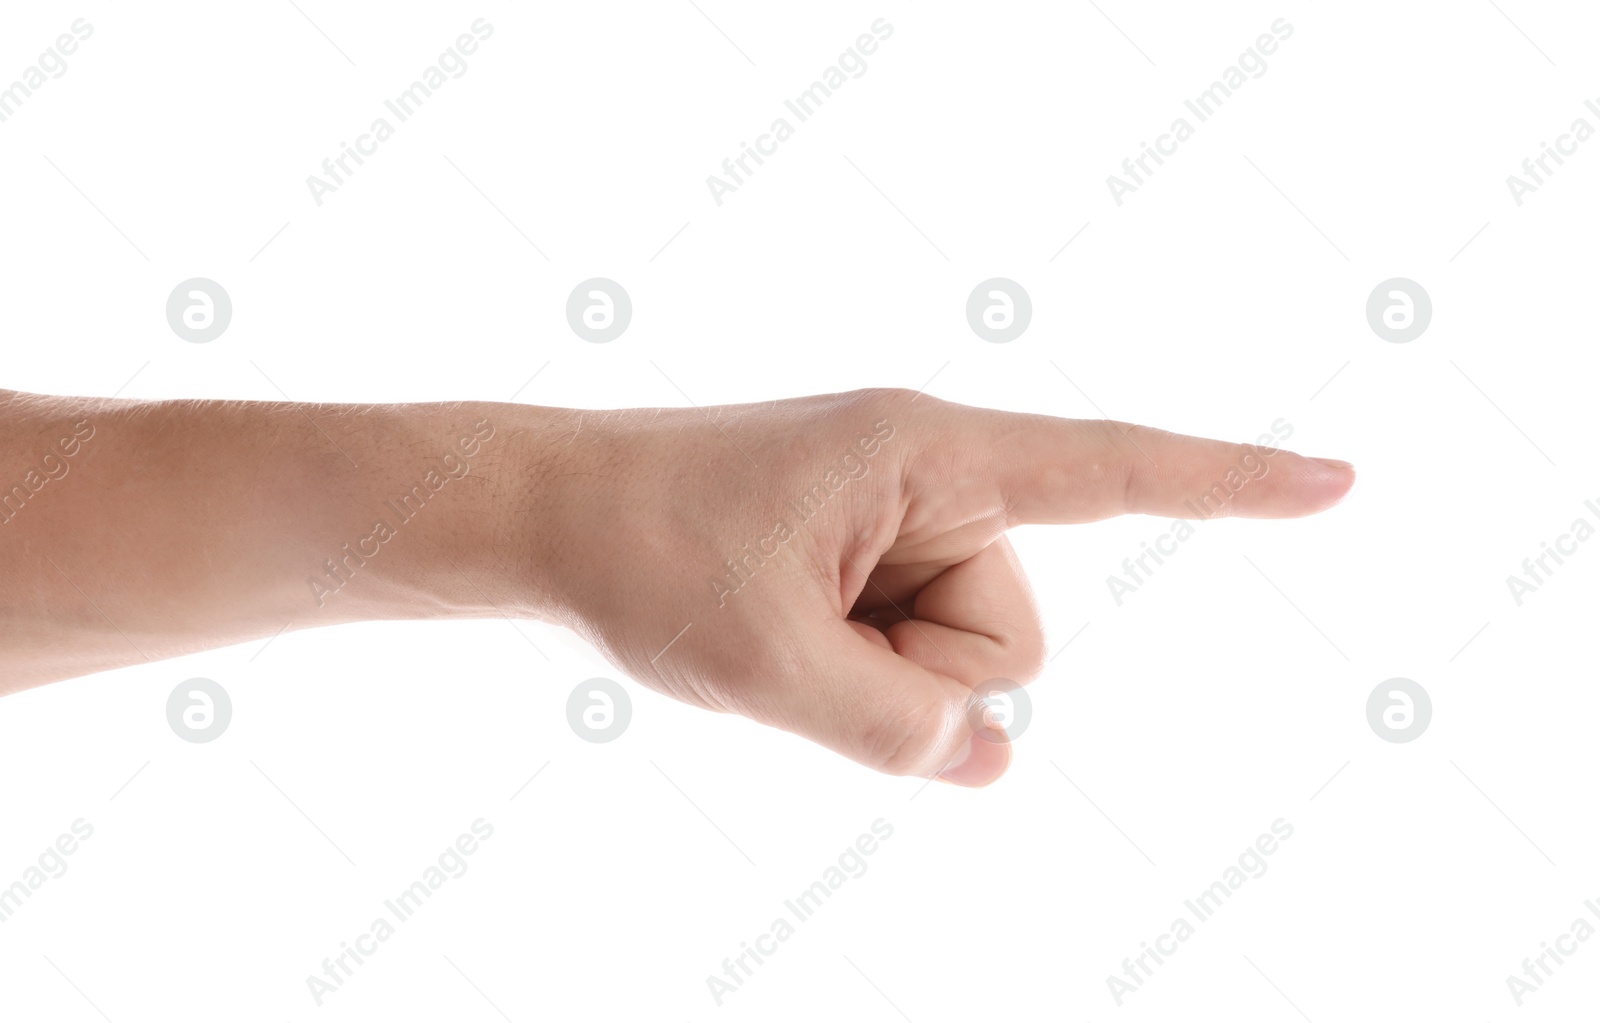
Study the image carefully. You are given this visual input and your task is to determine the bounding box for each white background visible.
[1,1,1596,1019]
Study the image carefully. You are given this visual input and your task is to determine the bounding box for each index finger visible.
[935,408,1355,525]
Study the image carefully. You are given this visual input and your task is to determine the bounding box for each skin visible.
[0,386,1354,786]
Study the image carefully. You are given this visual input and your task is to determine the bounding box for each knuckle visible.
[849,385,919,407]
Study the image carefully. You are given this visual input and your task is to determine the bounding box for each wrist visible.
[471,401,603,629]
[292,399,571,628]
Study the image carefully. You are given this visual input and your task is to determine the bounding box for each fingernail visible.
[938,734,974,773]
[1311,457,1354,471]
[935,732,1011,787]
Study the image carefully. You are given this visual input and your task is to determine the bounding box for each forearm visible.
[0,389,567,693]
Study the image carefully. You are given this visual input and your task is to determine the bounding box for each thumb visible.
[778,619,1011,786]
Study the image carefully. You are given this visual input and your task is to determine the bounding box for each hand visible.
[528,388,1355,787]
